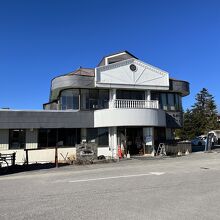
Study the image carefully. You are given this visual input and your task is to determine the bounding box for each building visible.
[0,51,190,163]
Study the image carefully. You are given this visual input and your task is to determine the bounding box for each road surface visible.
[0,152,220,220]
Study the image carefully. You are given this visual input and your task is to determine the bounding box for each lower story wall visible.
[0,147,112,165]
[0,148,76,165]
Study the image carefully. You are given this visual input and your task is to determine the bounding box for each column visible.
[109,127,118,159]
[109,89,117,108]
[145,90,151,101]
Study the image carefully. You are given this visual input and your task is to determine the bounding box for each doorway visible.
[118,127,143,155]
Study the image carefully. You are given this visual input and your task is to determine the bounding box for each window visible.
[168,93,175,110]
[117,90,145,100]
[80,89,109,110]
[9,129,26,149]
[160,93,168,110]
[60,89,79,110]
[158,93,182,111]
[151,92,159,101]
[98,128,109,146]
[38,128,81,148]
[87,128,109,146]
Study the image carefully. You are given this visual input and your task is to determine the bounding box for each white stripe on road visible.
[68,172,165,183]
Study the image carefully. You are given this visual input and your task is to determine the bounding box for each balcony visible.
[109,99,159,109]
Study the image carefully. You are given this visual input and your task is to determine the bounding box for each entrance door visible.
[118,127,143,155]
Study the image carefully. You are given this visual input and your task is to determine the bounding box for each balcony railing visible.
[109,99,159,109]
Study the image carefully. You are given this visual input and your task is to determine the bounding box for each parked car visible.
[191,135,207,146]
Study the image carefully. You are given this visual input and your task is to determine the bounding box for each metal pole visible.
[55,128,59,168]
[55,146,58,168]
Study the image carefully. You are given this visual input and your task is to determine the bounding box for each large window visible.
[87,128,109,146]
[151,92,182,111]
[38,128,80,148]
[80,89,109,110]
[9,129,26,149]
[60,89,79,110]
[117,90,145,100]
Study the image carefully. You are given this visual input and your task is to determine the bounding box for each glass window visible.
[87,128,98,144]
[174,94,182,111]
[80,89,109,110]
[98,128,109,146]
[168,93,175,110]
[151,92,159,101]
[38,129,48,148]
[117,90,145,100]
[9,129,26,149]
[89,90,99,109]
[60,89,79,110]
[38,128,81,148]
[58,128,80,146]
[160,93,167,110]
[80,89,89,110]
[98,90,109,109]
[47,129,57,147]
[87,128,109,146]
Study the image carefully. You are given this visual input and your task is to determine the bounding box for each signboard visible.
[205,133,214,151]
[145,135,153,146]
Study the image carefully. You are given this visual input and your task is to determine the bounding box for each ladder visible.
[156,143,166,156]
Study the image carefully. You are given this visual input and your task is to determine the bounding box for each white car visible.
[191,135,207,146]
[208,130,220,145]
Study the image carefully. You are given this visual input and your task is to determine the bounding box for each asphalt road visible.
[1,152,220,220]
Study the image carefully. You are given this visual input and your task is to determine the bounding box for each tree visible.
[177,88,219,140]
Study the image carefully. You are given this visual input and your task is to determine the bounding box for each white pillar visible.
[109,88,116,101]
[109,127,118,159]
[109,89,117,108]
[145,90,151,101]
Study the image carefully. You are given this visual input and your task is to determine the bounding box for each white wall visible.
[95,108,166,127]
[0,129,9,150]
[95,59,169,90]
[0,147,76,165]
[97,147,112,158]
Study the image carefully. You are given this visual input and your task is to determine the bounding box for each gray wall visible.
[0,110,94,129]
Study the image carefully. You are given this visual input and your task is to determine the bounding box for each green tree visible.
[177,88,219,140]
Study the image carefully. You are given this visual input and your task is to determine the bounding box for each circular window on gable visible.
[130,64,137,72]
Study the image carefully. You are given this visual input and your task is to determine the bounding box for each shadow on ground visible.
[0,163,69,176]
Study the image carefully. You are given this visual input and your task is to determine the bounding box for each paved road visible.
[1,152,220,220]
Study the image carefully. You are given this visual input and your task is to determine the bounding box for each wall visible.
[95,108,166,127]
[0,110,94,129]
[0,147,76,165]
[97,147,112,158]
[95,59,169,90]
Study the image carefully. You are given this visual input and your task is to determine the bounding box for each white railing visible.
[109,99,159,109]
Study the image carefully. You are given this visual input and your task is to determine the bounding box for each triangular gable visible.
[95,58,169,90]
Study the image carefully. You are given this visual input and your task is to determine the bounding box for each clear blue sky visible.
[0,0,219,111]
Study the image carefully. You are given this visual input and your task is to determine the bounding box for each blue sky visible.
[0,0,219,111]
